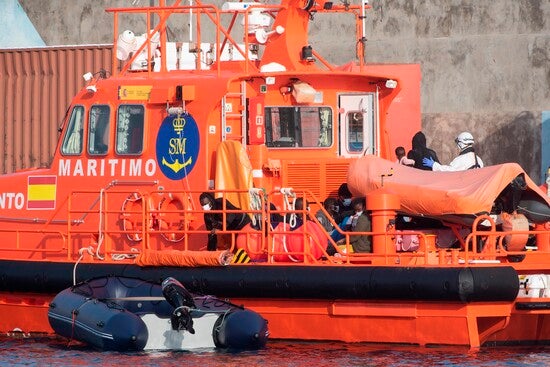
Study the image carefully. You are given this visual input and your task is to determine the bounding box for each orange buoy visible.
[236,223,266,261]
[271,221,325,262]
[287,221,325,261]
[271,223,295,262]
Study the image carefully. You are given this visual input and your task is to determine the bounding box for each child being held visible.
[395,146,415,166]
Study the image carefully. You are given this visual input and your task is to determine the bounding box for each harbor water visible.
[1,336,550,367]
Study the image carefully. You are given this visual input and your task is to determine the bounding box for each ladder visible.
[221,80,247,144]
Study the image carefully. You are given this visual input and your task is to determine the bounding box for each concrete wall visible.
[17,0,550,183]
[362,1,550,184]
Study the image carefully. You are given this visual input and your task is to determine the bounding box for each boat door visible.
[338,94,376,157]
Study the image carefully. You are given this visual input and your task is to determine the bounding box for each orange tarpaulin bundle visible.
[135,250,233,267]
[347,155,550,217]
[215,140,253,210]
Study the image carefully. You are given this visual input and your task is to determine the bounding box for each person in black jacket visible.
[334,183,354,224]
[199,192,251,251]
[407,131,440,171]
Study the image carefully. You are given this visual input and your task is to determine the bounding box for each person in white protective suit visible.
[423,132,484,171]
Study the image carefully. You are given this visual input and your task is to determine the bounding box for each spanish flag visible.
[27,176,57,210]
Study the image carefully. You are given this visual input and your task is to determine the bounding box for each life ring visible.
[120,193,153,242]
[156,192,192,242]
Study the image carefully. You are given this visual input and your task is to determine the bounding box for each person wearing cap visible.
[423,131,484,171]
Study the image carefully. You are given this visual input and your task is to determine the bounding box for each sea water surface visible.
[1,336,550,367]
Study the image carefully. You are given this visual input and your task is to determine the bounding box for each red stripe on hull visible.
[28,176,56,185]
[27,200,55,209]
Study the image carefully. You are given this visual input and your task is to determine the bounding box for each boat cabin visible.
[0,0,422,258]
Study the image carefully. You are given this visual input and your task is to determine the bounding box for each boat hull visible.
[0,259,542,348]
[0,260,519,301]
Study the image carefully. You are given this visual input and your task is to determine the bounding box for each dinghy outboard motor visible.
[161,277,196,334]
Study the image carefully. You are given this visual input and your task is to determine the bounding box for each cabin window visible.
[116,105,144,155]
[347,112,363,152]
[61,105,85,155]
[265,107,332,148]
[88,105,110,155]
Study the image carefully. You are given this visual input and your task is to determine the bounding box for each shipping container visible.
[0,45,112,173]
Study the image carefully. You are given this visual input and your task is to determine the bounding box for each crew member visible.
[423,131,484,171]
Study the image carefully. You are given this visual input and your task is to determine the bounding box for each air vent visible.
[283,160,352,200]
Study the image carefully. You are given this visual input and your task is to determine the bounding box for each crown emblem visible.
[172,116,186,133]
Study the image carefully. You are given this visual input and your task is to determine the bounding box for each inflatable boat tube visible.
[47,276,268,351]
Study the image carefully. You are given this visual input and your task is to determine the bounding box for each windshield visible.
[265,106,332,148]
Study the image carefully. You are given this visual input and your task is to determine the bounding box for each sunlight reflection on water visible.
[1,337,550,367]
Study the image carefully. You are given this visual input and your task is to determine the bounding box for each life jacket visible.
[460,147,481,169]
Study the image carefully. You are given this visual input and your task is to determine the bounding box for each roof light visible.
[385,79,397,89]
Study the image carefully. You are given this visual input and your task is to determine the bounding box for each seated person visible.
[335,183,354,224]
[336,197,372,253]
[327,195,356,254]
[316,197,339,232]
[199,192,251,251]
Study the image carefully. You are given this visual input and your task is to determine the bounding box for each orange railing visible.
[1,187,549,267]
[108,3,283,77]
[107,1,369,77]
